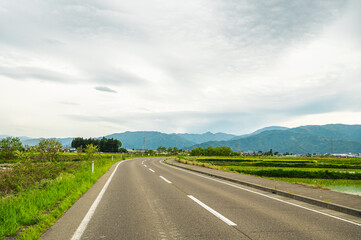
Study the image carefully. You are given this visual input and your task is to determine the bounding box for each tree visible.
[71,137,122,153]
[37,139,63,161]
[85,144,99,160]
[0,137,23,159]
[190,146,234,156]
[77,146,84,153]
[145,149,155,155]
[119,148,128,153]
[171,147,179,155]
[157,146,166,153]
[264,149,273,156]
[85,144,99,173]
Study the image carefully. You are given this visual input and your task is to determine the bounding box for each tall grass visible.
[0,157,122,240]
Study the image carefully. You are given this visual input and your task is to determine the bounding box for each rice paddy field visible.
[184,156,361,196]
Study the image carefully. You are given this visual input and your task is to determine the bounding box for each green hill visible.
[4,124,361,153]
[21,138,74,147]
[290,124,361,141]
[191,124,361,154]
[174,132,236,144]
[106,131,195,149]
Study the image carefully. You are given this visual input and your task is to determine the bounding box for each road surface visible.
[42,158,361,240]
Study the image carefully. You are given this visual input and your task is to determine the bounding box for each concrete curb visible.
[164,160,361,218]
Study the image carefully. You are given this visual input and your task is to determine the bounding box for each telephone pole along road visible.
[42,158,361,240]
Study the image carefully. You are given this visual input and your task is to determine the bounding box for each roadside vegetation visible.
[0,137,130,240]
[177,155,361,195]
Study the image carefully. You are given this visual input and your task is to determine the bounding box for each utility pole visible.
[143,137,146,151]
[237,141,240,153]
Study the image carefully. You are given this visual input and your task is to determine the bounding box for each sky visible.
[1,0,361,138]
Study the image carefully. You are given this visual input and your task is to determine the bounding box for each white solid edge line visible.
[161,160,361,227]
[149,168,155,172]
[71,160,129,240]
[160,176,172,183]
[188,195,237,226]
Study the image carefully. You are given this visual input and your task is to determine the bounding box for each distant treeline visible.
[190,146,239,156]
[71,137,123,153]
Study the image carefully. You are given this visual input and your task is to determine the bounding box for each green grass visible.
[0,155,125,240]
[266,177,361,195]
[222,165,361,173]
[183,156,361,194]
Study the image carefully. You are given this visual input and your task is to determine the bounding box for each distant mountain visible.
[0,135,73,147]
[191,124,361,154]
[0,135,31,141]
[21,138,74,147]
[174,132,236,144]
[0,135,8,140]
[19,136,32,141]
[290,124,361,141]
[0,131,238,150]
[106,131,195,149]
[231,126,288,140]
[3,124,360,153]
[250,126,289,135]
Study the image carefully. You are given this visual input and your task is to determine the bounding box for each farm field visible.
[181,156,361,196]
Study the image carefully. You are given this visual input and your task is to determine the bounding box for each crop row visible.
[225,167,361,180]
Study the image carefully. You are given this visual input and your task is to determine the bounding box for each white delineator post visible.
[92,160,94,173]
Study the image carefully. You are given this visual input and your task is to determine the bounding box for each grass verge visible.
[0,158,120,240]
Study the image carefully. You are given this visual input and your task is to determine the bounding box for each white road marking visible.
[160,176,172,184]
[161,160,361,227]
[188,195,237,226]
[144,165,147,167]
[149,168,155,172]
[71,159,131,240]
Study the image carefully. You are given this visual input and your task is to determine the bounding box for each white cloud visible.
[0,0,360,137]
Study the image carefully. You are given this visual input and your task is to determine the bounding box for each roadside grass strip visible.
[188,195,237,226]
[160,176,172,183]
[0,159,120,240]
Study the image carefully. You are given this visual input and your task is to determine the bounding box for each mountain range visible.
[1,124,361,154]
[192,125,361,154]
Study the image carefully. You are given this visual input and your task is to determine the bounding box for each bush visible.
[37,139,63,162]
[0,159,79,196]
[0,137,23,159]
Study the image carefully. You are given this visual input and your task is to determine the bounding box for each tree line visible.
[71,137,124,153]
[190,146,240,156]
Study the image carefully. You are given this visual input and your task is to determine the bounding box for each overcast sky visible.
[1,0,361,138]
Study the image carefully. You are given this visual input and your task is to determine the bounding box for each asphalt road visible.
[42,158,361,240]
